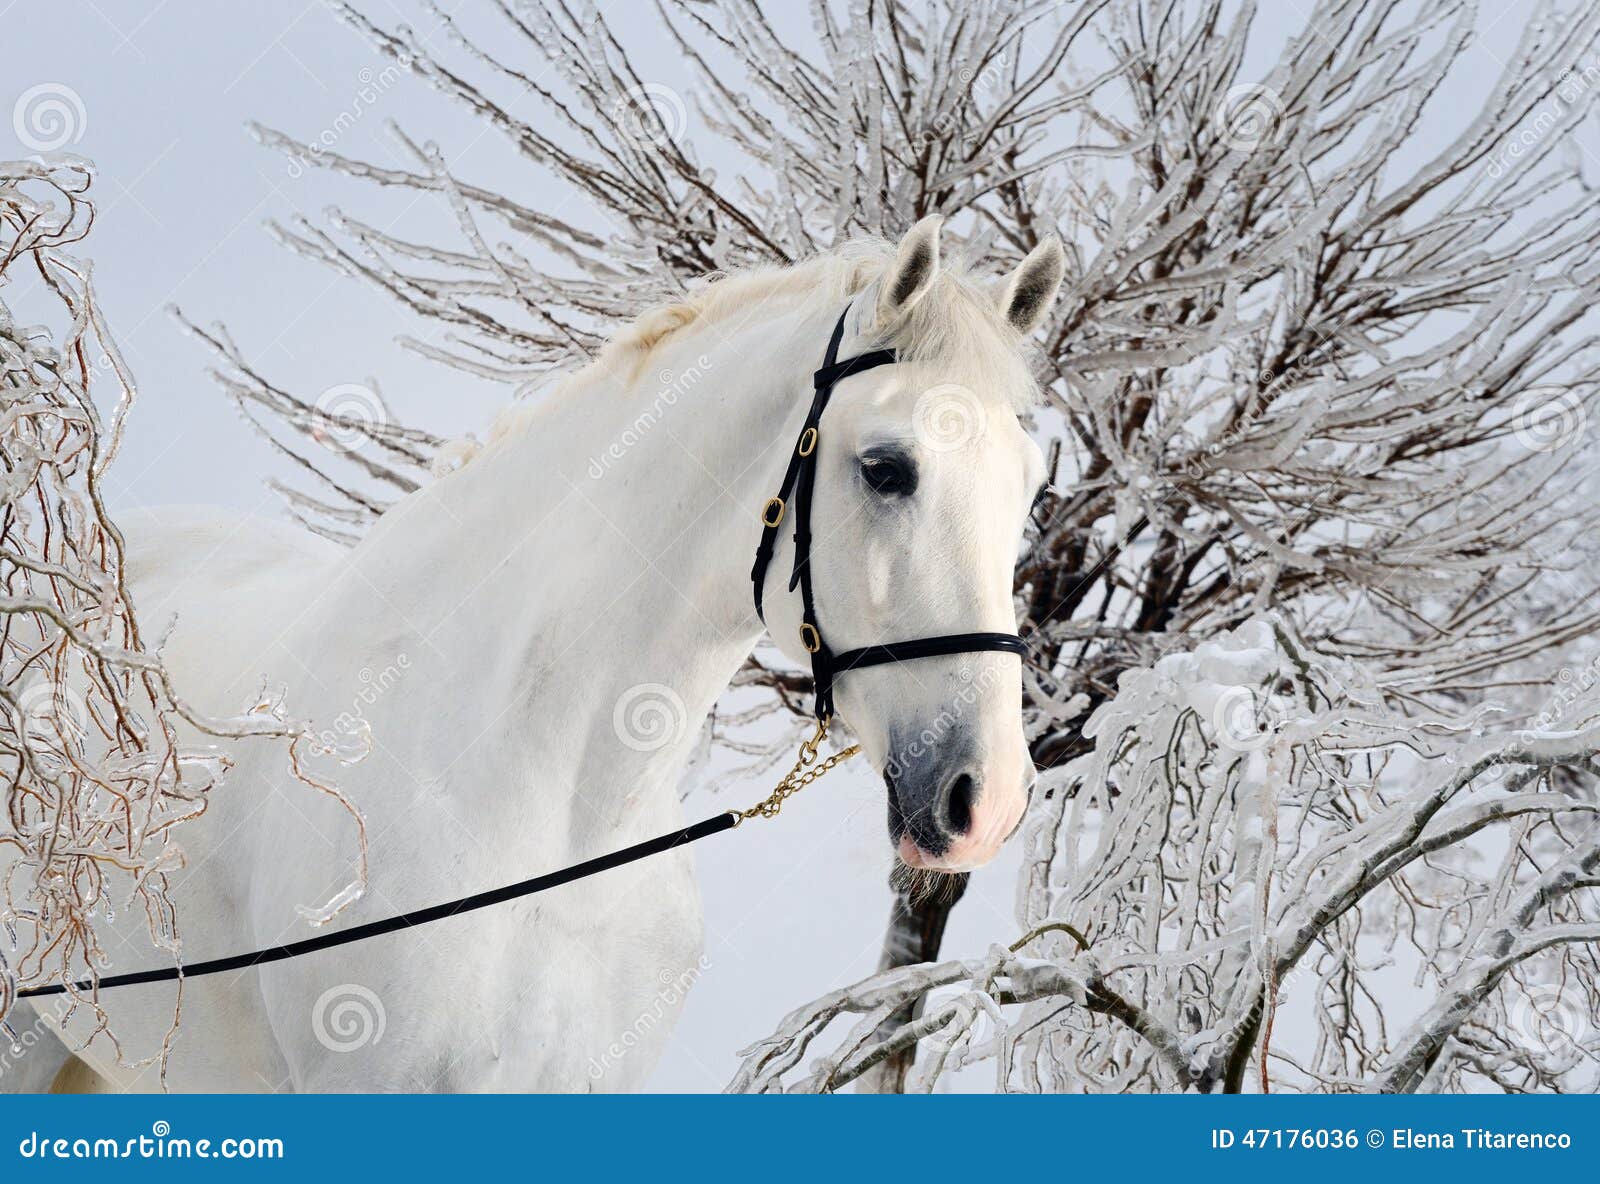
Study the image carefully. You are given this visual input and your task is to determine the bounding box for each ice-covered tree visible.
[731,618,1600,1092]
[0,158,363,1080]
[203,0,1600,1089]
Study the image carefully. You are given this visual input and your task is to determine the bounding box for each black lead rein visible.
[15,301,1027,1003]
[17,814,736,1000]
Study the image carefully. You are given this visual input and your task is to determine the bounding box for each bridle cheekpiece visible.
[749,304,1029,725]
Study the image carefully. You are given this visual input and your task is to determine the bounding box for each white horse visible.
[6,217,1064,1092]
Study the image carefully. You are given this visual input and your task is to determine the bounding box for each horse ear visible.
[876,215,943,328]
[996,236,1067,335]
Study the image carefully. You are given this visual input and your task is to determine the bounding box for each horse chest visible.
[433,851,705,1092]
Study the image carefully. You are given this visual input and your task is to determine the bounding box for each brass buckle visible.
[732,715,858,825]
[760,497,786,527]
[797,426,819,457]
[799,622,821,653]
[798,717,829,764]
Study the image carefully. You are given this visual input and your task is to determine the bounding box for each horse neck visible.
[343,298,830,837]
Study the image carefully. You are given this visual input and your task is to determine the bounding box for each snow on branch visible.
[731,619,1600,1092]
[220,0,1600,738]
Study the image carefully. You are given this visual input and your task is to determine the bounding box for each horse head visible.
[758,217,1065,872]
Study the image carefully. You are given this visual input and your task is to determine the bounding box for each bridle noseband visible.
[750,304,1029,724]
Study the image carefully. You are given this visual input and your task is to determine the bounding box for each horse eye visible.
[859,453,917,496]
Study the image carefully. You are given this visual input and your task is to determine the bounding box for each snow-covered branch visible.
[731,620,1600,1092]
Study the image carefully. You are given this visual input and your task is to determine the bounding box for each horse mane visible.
[473,237,1039,459]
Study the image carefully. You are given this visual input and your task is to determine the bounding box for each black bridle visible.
[10,303,1030,1006]
[750,304,1028,722]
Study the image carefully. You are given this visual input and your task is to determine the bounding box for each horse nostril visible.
[941,772,978,836]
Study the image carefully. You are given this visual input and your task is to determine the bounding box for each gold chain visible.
[732,718,859,824]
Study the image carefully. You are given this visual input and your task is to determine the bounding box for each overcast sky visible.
[6,1,1577,515]
[7,2,583,517]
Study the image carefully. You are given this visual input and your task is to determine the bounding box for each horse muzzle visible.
[884,732,1032,872]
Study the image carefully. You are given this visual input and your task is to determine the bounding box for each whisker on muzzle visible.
[890,861,967,906]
